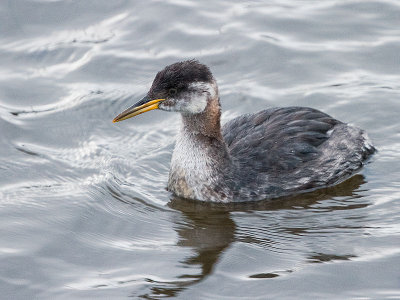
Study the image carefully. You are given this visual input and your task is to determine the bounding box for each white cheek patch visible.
[184,81,217,114]
[159,81,217,114]
[159,101,176,111]
[190,81,217,99]
[160,98,204,113]
[183,93,207,113]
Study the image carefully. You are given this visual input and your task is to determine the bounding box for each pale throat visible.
[168,127,216,199]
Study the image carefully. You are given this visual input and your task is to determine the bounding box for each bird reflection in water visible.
[139,174,368,298]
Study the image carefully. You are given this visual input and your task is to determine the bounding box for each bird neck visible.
[178,92,230,165]
[169,108,233,201]
[180,92,223,140]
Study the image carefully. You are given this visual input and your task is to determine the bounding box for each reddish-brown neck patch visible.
[181,95,223,140]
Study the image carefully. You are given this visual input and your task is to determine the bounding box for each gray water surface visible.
[1,0,400,299]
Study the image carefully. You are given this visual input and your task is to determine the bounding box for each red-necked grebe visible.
[113,60,375,202]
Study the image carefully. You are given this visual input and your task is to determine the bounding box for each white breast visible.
[168,128,216,200]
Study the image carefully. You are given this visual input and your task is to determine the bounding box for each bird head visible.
[113,60,217,122]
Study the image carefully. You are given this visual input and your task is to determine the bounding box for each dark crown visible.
[149,60,213,97]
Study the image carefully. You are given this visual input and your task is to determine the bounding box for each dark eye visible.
[169,88,177,96]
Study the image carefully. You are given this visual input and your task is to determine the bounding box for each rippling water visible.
[1,0,400,299]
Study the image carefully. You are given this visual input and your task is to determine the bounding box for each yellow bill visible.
[113,97,165,123]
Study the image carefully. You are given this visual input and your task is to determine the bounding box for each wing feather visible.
[222,107,340,172]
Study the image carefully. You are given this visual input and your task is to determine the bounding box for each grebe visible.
[113,60,375,202]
